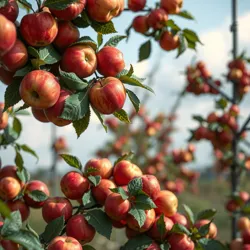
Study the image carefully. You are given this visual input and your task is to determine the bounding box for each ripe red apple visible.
[244,245,250,250]
[23,180,50,208]
[113,160,143,186]
[239,191,250,204]
[112,219,127,228]
[53,136,67,152]
[0,165,21,182]
[132,15,149,34]
[169,213,188,227]
[0,14,16,56]
[48,236,82,250]
[153,190,178,217]
[0,177,21,200]
[60,171,89,200]
[0,104,8,130]
[160,0,183,14]
[96,46,125,77]
[61,45,97,78]
[0,0,19,22]
[225,199,238,212]
[105,193,131,221]
[85,158,113,179]
[148,215,173,241]
[0,239,19,250]
[89,77,126,115]
[147,8,168,30]
[125,226,142,239]
[1,39,28,72]
[242,229,250,244]
[53,21,80,50]
[159,31,179,51]
[66,215,96,244]
[31,108,49,123]
[146,242,161,250]
[140,175,161,200]
[0,66,14,85]
[230,238,243,250]
[128,0,146,11]
[44,89,72,127]
[42,197,73,223]
[167,233,194,250]
[194,220,217,239]
[238,217,250,231]
[20,11,58,47]
[19,70,61,109]
[87,0,121,23]
[5,200,30,221]
[127,209,155,232]
[50,0,86,21]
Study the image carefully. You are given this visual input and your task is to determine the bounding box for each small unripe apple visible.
[194,220,217,239]
[0,0,19,22]
[128,0,146,11]
[132,15,149,34]
[31,108,49,123]
[0,177,21,200]
[167,233,194,250]
[159,31,179,51]
[48,236,83,250]
[147,8,168,30]
[5,200,30,221]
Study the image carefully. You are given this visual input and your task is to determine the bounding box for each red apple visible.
[125,226,142,239]
[167,233,194,250]
[53,21,80,50]
[230,238,243,250]
[238,217,250,231]
[194,220,217,239]
[0,14,16,56]
[61,45,97,78]
[66,215,96,244]
[5,200,30,221]
[0,177,21,200]
[132,15,149,34]
[169,213,188,227]
[128,0,146,11]
[19,70,61,109]
[242,229,250,244]
[23,180,50,208]
[42,197,73,223]
[140,175,161,200]
[0,104,8,130]
[113,160,142,186]
[89,77,126,115]
[0,239,19,250]
[146,242,161,250]
[31,108,49,123]
[1,39,28,72]
[44,89,72,127]
[0,66,14,85]
[60,171,89,200]
[85,158,113,179]
[112,219,127,228]
[20,11,58,47]
[48,236,82,250]
[159,31,179,51]
[0,165,21,182]
[105,193,131,221]
[147,8,168,30]
[96,46,125,77]
[160,0,183,14]
[0,0,19,22]
[50,0,86,21]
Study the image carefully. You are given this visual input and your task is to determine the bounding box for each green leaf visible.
[12,117,22,138]
[72,36,98,51]
[123,235,153,250]
[14,65,32,77]
[128,177,143,196]
[28,190,48,202]
[92,108,108,132]
[165,20,181,31]
[97,33,103,48]
[31,58,46,69]
[183,204,195,226]
[26,223,40,239]
[40,216,65,244]
[91,20,117,35]
[20,144,39,161]
[183,29,202,44]
[73,109,91,138]
[129,208,146,228]
[157,214,167,241]
[139,40,151,62]
[197,238,226,250]
[60,154,82,170]
[170,223,191,235]
[28,46,40,58]
[134,194,157,210]
[15,103,30,113]
[114,152,134,165]
[114,109,131,123]
[44,0,78,10]
[127,65,134,77]
[0,0,8,8]
[85,209,112,240]
[176,10,195,20]
[16,167,30,184]
[17,0,33,10]
[38,45,61,65]
[196,209,217,221]
[216,98,228,110]
[104,35,127,47]
[72,11,91,28]
[15,148,24,171]
[82,190,97,209]
[110,187,129,200]
[4,79,21,112]
[160,243,170,250]
[177,33,188,58]
[83,246,96,250]
[192,115,205,123]
[1,211,22,236]
[126,89,140,113]
[88,175,101,187]
[60,90,89,121]
[0,200,11,218]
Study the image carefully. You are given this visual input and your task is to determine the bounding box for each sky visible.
[1,0,250,174]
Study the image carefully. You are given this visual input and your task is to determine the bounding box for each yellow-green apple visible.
[42,197,73,223]
[160,31,179,51]
[5,200,30,221]
[105,193,131,221]
[0,177,21,200]
[140,175,161,200]
[128,0,146,11]
[31,107,49,123]
[0,102,8,130]
[66,215,96,244]
[167,233,194,250]
[19,70,61,109]
[89,77,126,115]
[0,67,14,85]
[85,158,113,179]
[132,15,149,34]
[0,0,19,22]
[160,0,183,14]
[49,0,86,21]
[169,213,188,227]
[194,220,217,239]
[61,45,97,78]
[0,14,16,56]
[1,39,28,72]
[113,160,142,186]
[20,11,58,47]
[23,180,50,208]
[87,0,121,22]
[148,215,174,241]
[53,21,80,51]
[127,209,155,232]
[60,171,89,200]
[48,236,82,250]
[147,8,168,30]
[44,89,72,127]
[153,190,178,217]
[96,46,125,77]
